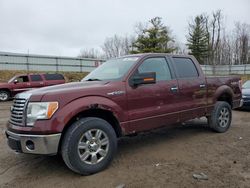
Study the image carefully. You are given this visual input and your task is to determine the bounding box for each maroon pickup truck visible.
[6,54,242,175]
[0,73,65,101]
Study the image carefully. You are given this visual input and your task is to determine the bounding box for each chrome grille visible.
[10,98,27,126]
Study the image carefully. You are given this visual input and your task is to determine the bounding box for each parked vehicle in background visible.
[6,53,242,175]
[0,73,65,101]
[241,80,250,108]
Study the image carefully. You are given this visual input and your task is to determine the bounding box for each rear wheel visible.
[208,101,232,133]
[61,117,117,175]
[0,90,10,102]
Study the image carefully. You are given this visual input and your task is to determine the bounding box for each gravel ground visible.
[0,101,250,188]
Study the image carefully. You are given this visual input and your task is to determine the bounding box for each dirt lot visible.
[0,102,250,188]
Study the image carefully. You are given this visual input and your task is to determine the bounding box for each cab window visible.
[137,57,172,81]
[16,76,29,83]
[173,57,199,78]
[30,74,42,81]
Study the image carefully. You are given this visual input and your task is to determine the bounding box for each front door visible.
[126,57,180,133]
[12,75,31,96]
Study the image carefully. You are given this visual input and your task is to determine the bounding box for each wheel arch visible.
[0,88,11,94]
[57,96,124,153]
[214,85,233,107]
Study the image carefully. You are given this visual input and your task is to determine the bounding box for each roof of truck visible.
[121,53,194,59]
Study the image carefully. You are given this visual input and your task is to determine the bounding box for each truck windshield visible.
[8,76,16,83]
[83,57,139,81]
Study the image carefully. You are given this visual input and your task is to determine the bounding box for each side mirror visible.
[130,72,156,87]
[14,79,18,84]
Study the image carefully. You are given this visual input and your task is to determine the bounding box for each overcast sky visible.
[0,0,249,57]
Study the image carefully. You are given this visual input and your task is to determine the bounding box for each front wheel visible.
[0,90,10,102]
[61,117,117,175]
[208,101,232,133]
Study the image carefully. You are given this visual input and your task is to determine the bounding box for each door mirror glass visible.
[14,79,18,84]
[130,72,156,87]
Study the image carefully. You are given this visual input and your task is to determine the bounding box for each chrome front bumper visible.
[6,130,61,155]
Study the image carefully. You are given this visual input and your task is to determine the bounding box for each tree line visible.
[79,10,250,65]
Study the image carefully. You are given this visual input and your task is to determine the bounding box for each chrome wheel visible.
[78,129,109,165]
[0,91,8,101]
[218,107,229,128]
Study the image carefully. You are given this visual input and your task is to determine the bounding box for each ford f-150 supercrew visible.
[6,53,242,175]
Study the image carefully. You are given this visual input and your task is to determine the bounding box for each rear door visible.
[126,56,180,133]
[44,74,65,86]
[171,57,207,121]
[29,74,44,88]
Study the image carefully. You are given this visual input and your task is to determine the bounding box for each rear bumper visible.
[242,98,250,107]
[5,130,61,155]
[233,99,243,109]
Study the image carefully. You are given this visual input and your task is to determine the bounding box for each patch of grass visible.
[240,75,250,82]
[0,70,249,83]
[0,70,89,83]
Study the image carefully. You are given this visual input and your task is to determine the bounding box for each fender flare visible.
[213,85,233,105]
[53,96,125,132]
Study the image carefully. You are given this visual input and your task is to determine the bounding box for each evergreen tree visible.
[187,15,209,64]
[131,17,175,54]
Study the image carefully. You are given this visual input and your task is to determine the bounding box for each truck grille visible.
[9,98,27,126]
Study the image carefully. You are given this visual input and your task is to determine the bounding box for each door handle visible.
[200,84,206,88]
[170,86,178,92]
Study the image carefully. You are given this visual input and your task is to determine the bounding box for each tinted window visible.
[173,58,199,78]
[16,76,29,82]
[138,57,172,81]
[30,74,42,81]
[44,74,64,80]
[243,80,250,89]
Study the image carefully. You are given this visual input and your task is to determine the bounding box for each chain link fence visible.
[1,52,250,76]
[0,52,105,73]
[201,64,250,75]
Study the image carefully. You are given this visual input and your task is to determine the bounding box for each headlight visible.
[26,102,58,126]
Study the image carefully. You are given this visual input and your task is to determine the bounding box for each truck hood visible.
[25,81,114,103]
[0,82,10,87]
[27,81,108,96]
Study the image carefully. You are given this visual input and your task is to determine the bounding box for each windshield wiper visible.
[85,78,102,81]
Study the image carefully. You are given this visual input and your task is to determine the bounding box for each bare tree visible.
[232,22,250,64]
[101,35,134,59]
[78,48,103,59]
[190,10,223,65]
[209,10,223,65]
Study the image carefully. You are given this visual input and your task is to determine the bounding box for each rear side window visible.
[173,58,199,78]
[44,74,64,80]
[30,74,42,81]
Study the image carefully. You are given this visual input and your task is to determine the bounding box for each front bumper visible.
[5,130,61,155]
[242,97,250,107]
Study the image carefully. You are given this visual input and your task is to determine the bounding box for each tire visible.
[61,117,117,175]
[0,90,10,102]
[208,101,232,133]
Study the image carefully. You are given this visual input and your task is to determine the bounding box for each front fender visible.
[54,96,125,132]
[7,96,125,134]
